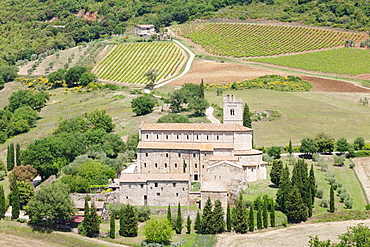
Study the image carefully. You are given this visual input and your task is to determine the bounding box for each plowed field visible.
[168,60,370,93]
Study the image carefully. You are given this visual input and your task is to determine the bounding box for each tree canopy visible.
[131,94,157,116]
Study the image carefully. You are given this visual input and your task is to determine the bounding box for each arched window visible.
[230,109,235,116]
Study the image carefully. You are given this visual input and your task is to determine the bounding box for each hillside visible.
[0,0,369,68]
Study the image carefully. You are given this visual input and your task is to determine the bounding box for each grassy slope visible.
[206,90,370,147]
[249,48,370,75]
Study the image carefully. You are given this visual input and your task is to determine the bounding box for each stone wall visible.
[70,191,120,204]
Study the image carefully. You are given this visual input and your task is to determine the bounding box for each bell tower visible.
[223,95,243,125]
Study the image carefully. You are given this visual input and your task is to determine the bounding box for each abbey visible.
[119,95,266,207]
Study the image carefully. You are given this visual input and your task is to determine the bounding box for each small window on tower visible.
[230,109,235,116]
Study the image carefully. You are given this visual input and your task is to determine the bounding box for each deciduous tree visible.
[300,138,318,156]
[144,218,173,244]
[131,94,156,116]
[314,133,335,153]
[354,137,365,150]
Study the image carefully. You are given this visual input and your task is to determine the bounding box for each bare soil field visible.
[168,60,370,93]
[215,219,370,247]
[168,60,289,86]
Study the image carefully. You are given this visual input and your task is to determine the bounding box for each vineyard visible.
[93,42,186,84]
[174,23,367,57]
[249,48,370,75]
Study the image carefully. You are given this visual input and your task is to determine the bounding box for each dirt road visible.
[215,219,370,247]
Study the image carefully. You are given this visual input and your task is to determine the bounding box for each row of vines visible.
[174,23,366,57]
[93,42,186,84]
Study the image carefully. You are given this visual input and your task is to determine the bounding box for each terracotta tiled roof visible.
[201,181,227,192]
[140,123,252,132]
[137,142,234,151]
[234,149,263,155]
[120,173,189,183]
[209,156,239,161]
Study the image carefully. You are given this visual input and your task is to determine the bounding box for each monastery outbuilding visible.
[119,95,266,208]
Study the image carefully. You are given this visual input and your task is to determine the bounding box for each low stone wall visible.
[70,191,120,204]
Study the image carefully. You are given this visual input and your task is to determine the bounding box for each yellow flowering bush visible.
[205,75,312,92]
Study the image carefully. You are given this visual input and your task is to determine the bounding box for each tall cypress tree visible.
[307,188,313,218]
[309,164,316,205]
[201,197,213,234]
[233,193,248,233]
[88,201,100,237]
[285,185,307,223]
[226,202,231,232]
[119,207,124,236]
[186,215,191,234]
[263,197,268,229]
[82,197,91,236]
[330,185,335,213]
[0,185,5,219]
[175,203,182,234]
[248,204,254,232]
[276,165,291,213]
[109,212,115,238]
[213,199,225,234]
[166,204,172,228]
[120,204,138,237]
[7,143,15,171]
[256,199,262,230]
[243,103,252,128]
[270,200,275,227]
[195,211,201,234]
[270,159,284,186]
[288,139,293,154]
[199,79,204,98]
[15,143,21,166]
[11,174,20,220]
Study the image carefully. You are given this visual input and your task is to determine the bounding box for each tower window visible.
[195,164,198,168]
[178,153,181,157]
[166,135,168,139]
[177,135,179,139]
[230,109,235,115]
[193,153,196,157]
[173,183,176,187]
[145,153,148,157]
[166,153,169,157]
[165,163,167,168]
[217,135,219,140]
[146,134,149,139]
[144,163,146,168]
[175,163,178,168]
[155,183,158,187]
[155,163,158,168]
[196,135,199,140]
[156,135,159,139]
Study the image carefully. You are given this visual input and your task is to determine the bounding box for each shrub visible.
[365,204,370,210]
[320,199,329,208]
[315,189,323,199]
[103,83,119,90]
[267,146,281,159]
[333,155,345,166]
[354,150,370,157]
[17,218,27,223]
[344,198,353,209]
[349,159,355,169]
[312,153,320,162]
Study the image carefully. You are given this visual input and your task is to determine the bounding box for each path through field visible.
[215,219,370,247]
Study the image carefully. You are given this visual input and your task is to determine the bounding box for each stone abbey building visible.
[119,95,266,207]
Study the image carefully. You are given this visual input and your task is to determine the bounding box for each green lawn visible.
[206,90,370,147]
[249,48,370,75]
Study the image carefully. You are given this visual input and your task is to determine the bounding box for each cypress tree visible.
[0,185,5,219]
[15,143,20,166]
[263,197,268,229]
[213,199,225,234]
[201,197,213,234]
[243,103,252,128]
[119,207,124,236]
[288,139,293,154]
[256,199,262,230]
[329,185,335,213]
[309,164,316,205]
[270,200,275,227]
[248,204,254,232]
[7,143,14,171]
[285,185,307,223]
[307,188,313,218]
[175,203,182,234]
[233,193,248,233]
[186,215,191,234]
[270,159,283,186]
[88,201,100,237]
[195,211,201,234]
[166,204,172,228]
[120,204,138,237]
[226,202,231,232]
[199,79,204,98]
[276,165,291,213]
[11,174,19,220]
[109,212,115,238]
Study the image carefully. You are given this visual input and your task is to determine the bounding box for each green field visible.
[205,90,370,147]
[174,23,366,57]
[93,42,186,83]
[249,48,370,75]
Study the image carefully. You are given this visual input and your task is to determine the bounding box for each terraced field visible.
[93,42,186,83]
[174,23,366,57]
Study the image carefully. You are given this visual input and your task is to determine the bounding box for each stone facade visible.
[119,95,266,207]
